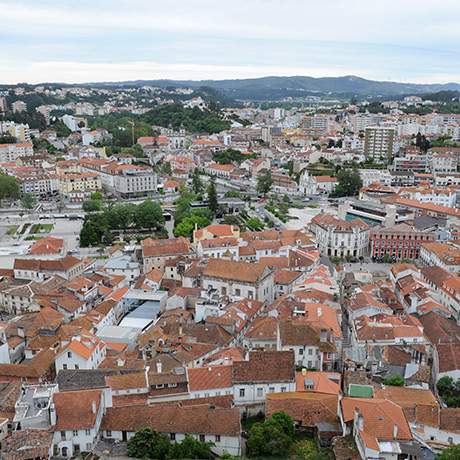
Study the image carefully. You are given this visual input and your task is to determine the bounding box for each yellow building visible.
[58,172,101,202]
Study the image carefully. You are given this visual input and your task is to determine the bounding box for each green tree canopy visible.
[135,199,164,229]
[126,428,170,460]
[192,168,203,195]
[246,412,295,458]
[20,193,36,210]
[330,168,362,197]
[174,211,211,238]
[382,374,405,387]
[256,170,273,196]
[0,174,20,202]
[437,376,460,408]
[82,199,102,213]
[207,178,219,216]
[436,444,460,460]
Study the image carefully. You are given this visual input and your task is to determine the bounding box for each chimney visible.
[92,401,96,414]
[156,360,163,374]
[393,424,398,439]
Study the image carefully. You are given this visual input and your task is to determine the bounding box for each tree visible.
[79,220,100,247]
[127,428,170,460]
[161,161,172,175]
[20,193,36,210]
[168,434,214,459]
[174,212,211,238]
[382,374,405,386]
[436,444,460,460]
[135,199,164,229]
[246,217,264,231]
[82,199,102,213]
[192,168,203,195]
[437,376,460,408]
[207,178,219,216]
[0,174,20,204]
[246,412,295,458]
[330,168,362,197]
[256,170,273,196]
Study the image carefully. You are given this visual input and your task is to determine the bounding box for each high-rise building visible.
[364,126,396,161]
[0,97,7,113]
[11,100,27,113]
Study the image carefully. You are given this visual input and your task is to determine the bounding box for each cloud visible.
[1,0,460,83]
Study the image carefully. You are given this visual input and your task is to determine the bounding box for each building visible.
[55,334,107,372]
[58,172,102,202]
[364,126,396,161]
[232,351,295,406]
[201,259,275,303]
[11,101,27,113]
[310,214,370,258]
[419,242,460,273]
[370,223,435,261]
[340,397,418,460]
[101,403,242,456]
[51,389,108,457]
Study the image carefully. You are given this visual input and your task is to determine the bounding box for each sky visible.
[1,0,460,84]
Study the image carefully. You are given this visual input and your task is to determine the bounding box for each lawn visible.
[30,223,54,234]
[6,225,18,236]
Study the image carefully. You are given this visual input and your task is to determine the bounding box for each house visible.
[232,350,295,407]
[201,259,275,303]
[101,403,242,456]
[188,364,233,399]
[51,389,109,457]
[266,392,340,446]
[278,319,336,370]
[55,333,107,372]
[13,256,86,281]
[104,256,140,284]
[28,236,64,257]
[1,429,53,460]
[340,397,419,460]
[193,224,240,244]
[142,237,190,272]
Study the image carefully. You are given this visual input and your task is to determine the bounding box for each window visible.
[75,364,79,370]
[269,387,275,393]
[73,430,78,436]
[299,348,303,355]
[156,384,164,389]
[239,388,245,397]
[170,433,176,441]
[235,288,241,296]
[199,434,205,442]
[106,430,112,437]
[85,429,91,435]
[257,387,263,397]
[215,435,221,442]
[86,443,92,451]
[63,364,68,370]
[67,351,72,358]
[61,431,66,440]
[448,437,453,444]
[281,387,286,392]
[308,348,313,355]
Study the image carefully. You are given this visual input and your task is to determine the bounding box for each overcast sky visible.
[1,0,460,84]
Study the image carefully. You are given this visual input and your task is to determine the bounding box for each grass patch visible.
[30,223,53,234]
[306,204,319,208]
[25,235,41,241]
[6,225,18,236]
